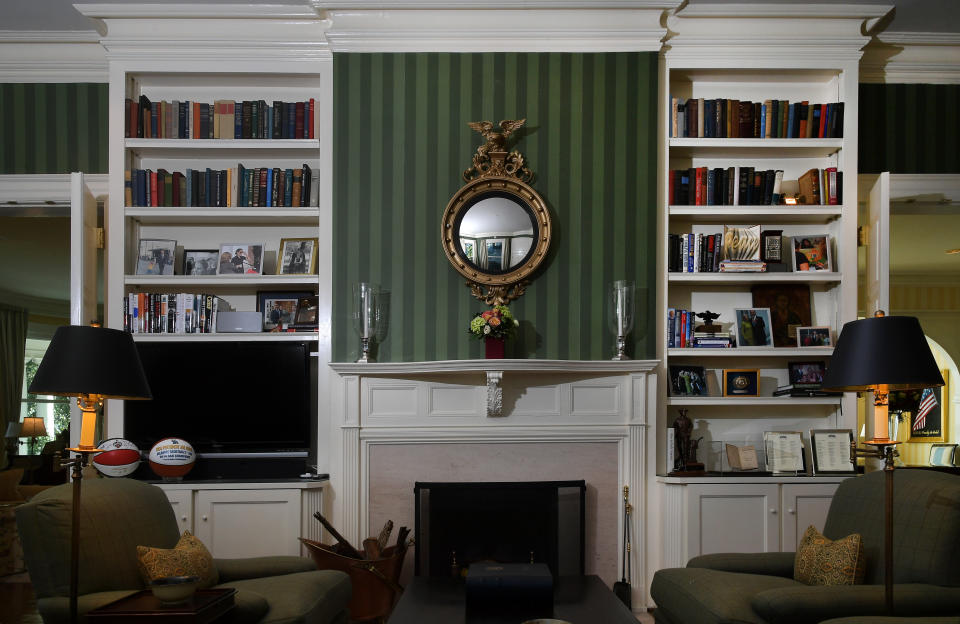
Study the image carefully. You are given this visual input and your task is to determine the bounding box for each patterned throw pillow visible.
[137,530,219,588]
[794,524,865,586]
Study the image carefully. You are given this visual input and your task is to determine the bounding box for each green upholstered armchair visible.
[15,478,351,624]
[650,469,960,624]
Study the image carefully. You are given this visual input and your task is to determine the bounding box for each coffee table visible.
[388,575,637,623]
[87,587,236,623]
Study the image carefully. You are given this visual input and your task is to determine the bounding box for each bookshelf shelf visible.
[668,272,842,284]
[125,207,320,225]
[132,332,319,343]
[669,206,841,224]
[125,274,319,288]
[666,396,842,407]
[668,347,833,358]
[125,139,316,150]
[668,138,842,159]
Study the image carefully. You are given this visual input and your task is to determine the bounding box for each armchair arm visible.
[36,590,138,624]
[752,584,960,624]
[687,551,796,578]
[215,555,316,583]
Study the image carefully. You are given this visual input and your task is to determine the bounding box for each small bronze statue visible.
[670,408,706,476]
[694,311,722,335]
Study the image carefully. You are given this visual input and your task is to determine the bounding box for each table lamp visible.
[821,313,943,614]
[27,324,151,624]
[19,416,48,455]
[4,421,21,458]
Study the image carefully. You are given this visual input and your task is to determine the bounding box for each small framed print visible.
[797,326,832,347]
[292,296,319,329]
[278,238,319,275]
[136,239,177,275]
[896,369,949,443]
[217,243,264,275]
[810,429,856,474]
[763,431,807,474]
[788,361,826,389]
[183,249,219,276]
[929,443,957,467]
[723,369,759,396]
[733,308,774,348]
[791,235,832,272]
[257,290,311,332]
[669,365,709,397]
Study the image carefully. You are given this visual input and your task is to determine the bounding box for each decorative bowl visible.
[149,575,199,604]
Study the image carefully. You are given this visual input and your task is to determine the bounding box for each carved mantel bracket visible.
[486,370,504,418]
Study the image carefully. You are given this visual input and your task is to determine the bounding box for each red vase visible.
[485,336,506,359]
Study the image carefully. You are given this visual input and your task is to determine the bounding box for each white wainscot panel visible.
[427,384,481,417]
[570,380,622,418]
[507,382,560,417]
[365,381,419,420]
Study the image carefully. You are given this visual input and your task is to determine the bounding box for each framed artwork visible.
[733,308,774,348]
[136,239,177,275]
[809,429,855,474]
[788,361,826,389]
[257,291,311,331]
[722,225,761,261]
[292,296,319,329]
[182,249,219,276]
[751,284,811,347]
[278,237,319,275]
[893,369,950,443]
[929,444,957,467]
[217,243,264,275]
[791,235,832,271]
[797,326,832,347]
[763,431,807,474]
[723,369,759,396]
[668,365,708,397]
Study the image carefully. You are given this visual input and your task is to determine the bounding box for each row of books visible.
[125,164,313,208]
[667,309,734,348]
[670,166,785,206]
[123,292,234,335]
[124,96,316,140]
[669,232,771,273]
[797,167,843,206]
[669,98,844,139]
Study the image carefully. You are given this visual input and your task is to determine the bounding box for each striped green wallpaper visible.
[860,83,960,174]
[0,83,108,174]
[332,52,658,362]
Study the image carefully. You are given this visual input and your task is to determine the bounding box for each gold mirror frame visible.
[441,119,552,306]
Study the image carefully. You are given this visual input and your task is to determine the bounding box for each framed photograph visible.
[136,239,176,275]
[182,249,219,276]
[797,326,832,347]
[791,235,832,272]
[733,308,774,348]
[257,290,311,331]
[723,369,759,396]
[721,225,761,261]
[217,243,264,275]
[278,237,319,275]
[668,365,709,397]
[810,429,856,474]
[763,431,807,474]
[788,361,826,389]
[751,284,812,347]
[929,444,957,467]
[292,296,319,329]
[893,369,950,443]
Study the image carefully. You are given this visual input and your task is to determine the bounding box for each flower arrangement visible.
[469,304,519,341]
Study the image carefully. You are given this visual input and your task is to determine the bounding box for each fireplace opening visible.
[414,480,586,578]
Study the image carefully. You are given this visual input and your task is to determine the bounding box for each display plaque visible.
[810,429,856,474]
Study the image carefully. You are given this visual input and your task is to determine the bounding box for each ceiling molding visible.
[314,0,678,7]
[74,3,319,20]
[0,34,107,82]
[861,36,960,84]
[0,30,100,43]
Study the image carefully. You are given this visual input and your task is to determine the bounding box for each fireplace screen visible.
[414,480,586,578]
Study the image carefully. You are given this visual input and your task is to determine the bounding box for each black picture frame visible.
[809,429,856,474]
[292,296,319,329]
[668,365,709,397]
[788,361,826,389]
[257,290,312,332]
[723,369,759,396]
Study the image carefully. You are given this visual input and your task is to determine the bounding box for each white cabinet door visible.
[162,489,193,533]
[780,483,840,551]
[686,484,780,557]
[195,489,301,558]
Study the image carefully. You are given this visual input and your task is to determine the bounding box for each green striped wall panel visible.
[0,83,108,174]
[332,52,658,362]
[860,83,960,174]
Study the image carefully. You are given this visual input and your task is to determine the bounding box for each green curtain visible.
[0,303,29,469]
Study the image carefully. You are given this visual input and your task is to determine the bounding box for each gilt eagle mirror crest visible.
[441,118,552,305]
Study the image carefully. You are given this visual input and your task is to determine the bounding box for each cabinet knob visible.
[770,509,777,514]
[788,508,796,514]
[202,515,208,521]
[181,515,187,521]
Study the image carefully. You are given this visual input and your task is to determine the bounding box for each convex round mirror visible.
[441,119,551,305]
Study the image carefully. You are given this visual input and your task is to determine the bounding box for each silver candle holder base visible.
[357,337,373,363]
[612,335,630,360]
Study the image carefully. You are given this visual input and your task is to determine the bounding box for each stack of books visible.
[692,332,733,348]
[719,260,766,272]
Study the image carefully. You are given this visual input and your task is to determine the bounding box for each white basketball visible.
[92,438,141,477]
[148,438,196,478]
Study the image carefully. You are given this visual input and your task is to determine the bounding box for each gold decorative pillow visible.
[137,530,218,588]
[794,525,865,586]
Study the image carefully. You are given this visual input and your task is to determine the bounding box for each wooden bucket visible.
[299,538,406,622]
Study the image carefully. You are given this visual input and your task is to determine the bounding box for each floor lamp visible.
[821,314,944,615]
[27,325,151,624]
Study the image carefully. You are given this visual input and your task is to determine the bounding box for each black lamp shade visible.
[28,325,152,400]
[822,316,944,392]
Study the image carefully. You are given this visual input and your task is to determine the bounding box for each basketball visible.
[92,438,141,477]
[148,438,196,479]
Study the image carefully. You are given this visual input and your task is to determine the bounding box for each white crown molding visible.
[0,30,100,44]
[0,33,107,82]
[321,7,672,52]
[0,174,108,205]
[74,4,319,20]
[314,0,677,7]
[861,36,960,84]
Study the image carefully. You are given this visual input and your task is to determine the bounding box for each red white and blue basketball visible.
[148,438,196,479]
[92,438,141,477]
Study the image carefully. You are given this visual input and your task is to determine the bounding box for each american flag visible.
[913,388,938,431]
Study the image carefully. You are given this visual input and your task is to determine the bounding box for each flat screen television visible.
[124,341,314,465]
